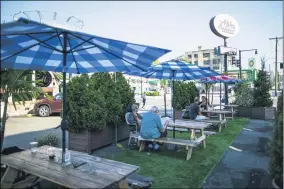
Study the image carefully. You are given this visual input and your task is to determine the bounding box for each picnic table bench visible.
[167,126,216,136]
[138,135,206,160]
[1,145,139,189]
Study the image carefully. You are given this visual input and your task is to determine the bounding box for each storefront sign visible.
[210,14,240,38]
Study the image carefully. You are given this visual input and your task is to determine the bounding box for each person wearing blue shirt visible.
[140,106,167,152]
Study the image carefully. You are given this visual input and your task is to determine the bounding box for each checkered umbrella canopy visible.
[200,75,243,84]
[1,18,171,73]
[123,60,220,80]
[1,17,171,163]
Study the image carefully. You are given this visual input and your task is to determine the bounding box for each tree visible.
[0,69,45,152]
[269,92,283,187]
[234,82,254,107]
[153,60,160,65]
[253,57,273,107]
[173,81,198,110]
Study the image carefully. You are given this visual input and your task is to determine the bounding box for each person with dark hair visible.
[188,97,209,120]
[141,92,146,109]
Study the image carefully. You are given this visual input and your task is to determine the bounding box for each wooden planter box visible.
[174,110,184,120]
[235,107,252,118]
[251,107,276,120]
[69,122,129,154]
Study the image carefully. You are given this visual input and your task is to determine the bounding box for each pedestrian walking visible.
[141,92,146,108]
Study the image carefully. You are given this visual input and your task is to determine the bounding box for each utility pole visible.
[269,36,283,96]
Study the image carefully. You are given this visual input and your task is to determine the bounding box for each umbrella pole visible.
[219,81,221,110]
[172,71,176,138]
[61,32,68,164]
[115,73,117,145]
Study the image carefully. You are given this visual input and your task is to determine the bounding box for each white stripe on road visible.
[243,128,253,132]
[229,146,242,152]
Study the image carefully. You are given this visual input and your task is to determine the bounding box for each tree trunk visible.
[211,85,214,105]
[1,97,8,152]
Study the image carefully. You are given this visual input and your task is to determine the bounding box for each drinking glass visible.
[30,142,38,153]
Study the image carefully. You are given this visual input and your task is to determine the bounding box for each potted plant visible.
[67,74,108,153]
[251,57,275,120]
[234,82,254,117]
[68,73,135,153]
[173,81,198,119]
[269,92,283,188]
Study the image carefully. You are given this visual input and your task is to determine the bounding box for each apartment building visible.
[177,46,234,73]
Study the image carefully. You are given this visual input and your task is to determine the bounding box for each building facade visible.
[176,46,234,73]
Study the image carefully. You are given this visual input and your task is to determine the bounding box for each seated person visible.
[188,97,209,120]
[199,96,209,116]
[140,106,167,152]
[127,104,143,131]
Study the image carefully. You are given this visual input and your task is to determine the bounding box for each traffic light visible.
[280,62,283,69]
[232,56,236,65]
[236,60,241,67]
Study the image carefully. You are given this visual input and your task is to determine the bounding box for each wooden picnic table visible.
[1,145,139,189]
[167,119,211,148]
[201,110,231,120]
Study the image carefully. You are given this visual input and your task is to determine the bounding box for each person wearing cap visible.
[188,97,209,120]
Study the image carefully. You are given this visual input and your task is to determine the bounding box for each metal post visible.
[224,38,229,105]
[61,32,68,164]
[140,77,143,98]
[172,71,176,138]
[275,37,278,95]
[114,73,117,145]
[239,50,242,79]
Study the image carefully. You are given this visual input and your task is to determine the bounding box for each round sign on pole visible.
[248,58,255,70]
[210,14,240,39]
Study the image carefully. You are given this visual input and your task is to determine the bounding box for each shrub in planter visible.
[173,81,198,110]
[251,57,274,119]
[37,133,58,147]
[269,92,283,188]
[234,82,254,117]
[66,74,107,133]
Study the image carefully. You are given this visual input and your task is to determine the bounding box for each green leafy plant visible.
[90,73,123,125]
[269,92,283,188]
[234,82,254,107]
[145,91,159,96]
[0,69,48,152]
[37,133,58,147]
[173,81,198,110]
[253,57,273,107]
[66,74,107,133]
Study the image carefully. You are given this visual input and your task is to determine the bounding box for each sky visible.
[1,1,283,71]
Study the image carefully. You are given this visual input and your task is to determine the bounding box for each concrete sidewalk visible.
[202,119,274,188]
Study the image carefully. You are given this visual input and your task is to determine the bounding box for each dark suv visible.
[34,93,62,117]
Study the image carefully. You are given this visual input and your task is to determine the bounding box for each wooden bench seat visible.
[166,127,216,136]
[138,136,206,160]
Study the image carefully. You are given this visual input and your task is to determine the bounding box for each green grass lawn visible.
[108,118,249,188]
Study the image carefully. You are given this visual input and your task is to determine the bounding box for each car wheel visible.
[38,105,50,117]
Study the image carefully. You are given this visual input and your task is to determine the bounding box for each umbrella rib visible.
[25,34,63,53]
[55,29,64,51]
[67,36,95,53]
[66,34,81,74]
[68,33,147,72]
[1,33,61,62]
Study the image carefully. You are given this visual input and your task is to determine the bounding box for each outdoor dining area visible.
[1,17,243,189]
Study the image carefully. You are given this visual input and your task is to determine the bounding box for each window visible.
[203,53,210,58]
[188,55,192,58]
[194,61,198,65]
[213,59,220,64]
[204,60,210,65]
[194,54,198,58]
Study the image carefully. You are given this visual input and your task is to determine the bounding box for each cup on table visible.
[47,147,56,160]
[30,142,38,153]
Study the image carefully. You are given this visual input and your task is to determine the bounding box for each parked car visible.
[34,93,62,117]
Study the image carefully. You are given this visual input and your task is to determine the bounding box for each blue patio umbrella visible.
[124,60,220,138]
[1,18,171,163]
